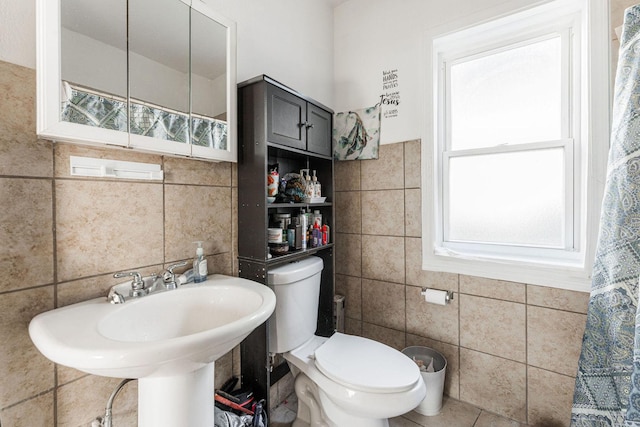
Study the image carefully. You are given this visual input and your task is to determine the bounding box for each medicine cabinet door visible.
[127,0,191,156]
[39,0,129,146]
[190,3,237,162]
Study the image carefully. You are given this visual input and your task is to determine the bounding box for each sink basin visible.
[29,274,276,427]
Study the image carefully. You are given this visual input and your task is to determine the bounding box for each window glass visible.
[450,36,562,150]
[447,148,565,247]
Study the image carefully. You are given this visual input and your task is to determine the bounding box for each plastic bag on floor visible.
[214,410,253,427]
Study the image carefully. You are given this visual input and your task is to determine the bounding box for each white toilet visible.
[268,256,426,427]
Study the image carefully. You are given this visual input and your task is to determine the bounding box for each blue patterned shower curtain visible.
[572,6,640,427]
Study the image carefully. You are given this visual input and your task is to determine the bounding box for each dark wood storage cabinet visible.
[237,75,335,412]
[266,83,333,156]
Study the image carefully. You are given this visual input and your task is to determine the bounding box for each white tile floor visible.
[270,394,527,427]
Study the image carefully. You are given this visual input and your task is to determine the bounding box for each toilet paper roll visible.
[422,289,449,305]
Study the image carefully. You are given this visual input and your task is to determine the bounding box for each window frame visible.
[422,0,610,292]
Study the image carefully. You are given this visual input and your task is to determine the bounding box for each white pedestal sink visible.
[29,275,276,427]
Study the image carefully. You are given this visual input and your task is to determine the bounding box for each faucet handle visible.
[113,271,147,297]
[107,287,125,304]
[166,261,188,274]
[163,261,188,290]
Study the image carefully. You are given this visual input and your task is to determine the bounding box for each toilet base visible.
[292,373,390,427]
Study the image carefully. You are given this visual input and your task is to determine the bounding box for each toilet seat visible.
[314,333,420,393]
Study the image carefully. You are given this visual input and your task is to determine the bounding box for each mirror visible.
[60,0,128,133]
[191,7,229,151]
[38,0,236,161]
[129,0,190,145]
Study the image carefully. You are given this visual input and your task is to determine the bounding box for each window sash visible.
[442,139,575,252]
[436,28,576,263]
[424,0,610,292]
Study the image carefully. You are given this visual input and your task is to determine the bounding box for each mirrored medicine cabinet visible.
[36,0,237,162]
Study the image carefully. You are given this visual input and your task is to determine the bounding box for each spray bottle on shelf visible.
[322,224,330,245]
[298,209,308,249]
[193,241,207,283]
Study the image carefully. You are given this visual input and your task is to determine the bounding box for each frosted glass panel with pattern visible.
[447,148,565,247]
[450,36,562,150]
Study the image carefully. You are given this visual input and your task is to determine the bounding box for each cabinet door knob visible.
[306,123,315,129]
[298,122,307,128]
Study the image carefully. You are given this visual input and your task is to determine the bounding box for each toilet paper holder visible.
[420,288,454,305]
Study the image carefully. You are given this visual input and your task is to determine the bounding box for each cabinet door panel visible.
[267,84,306,151]
[307,104,332,156]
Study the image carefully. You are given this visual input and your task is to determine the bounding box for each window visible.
[423,0,610,291]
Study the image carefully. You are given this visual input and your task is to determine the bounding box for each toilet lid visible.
[314,333,420,393]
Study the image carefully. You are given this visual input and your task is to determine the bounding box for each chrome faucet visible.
[113,271,148,298]
[163,261,188,290]
[107,267,181,304]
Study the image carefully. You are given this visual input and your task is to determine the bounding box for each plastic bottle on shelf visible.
[311,223,322,248]
[312,170,321,198]
[302,169,314,200]
[322,224,329,245]
[298,209,308,249]
[289,219,302,250]
[312,210,322,228]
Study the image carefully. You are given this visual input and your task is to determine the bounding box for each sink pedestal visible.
[138,364,215,427]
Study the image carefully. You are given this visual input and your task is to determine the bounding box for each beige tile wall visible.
[334,141,590,426]
[0,60,239,426]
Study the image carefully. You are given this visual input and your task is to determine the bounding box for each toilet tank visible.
[268,256,324,353]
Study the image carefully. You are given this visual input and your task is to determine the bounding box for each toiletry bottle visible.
[312,210,323,228]
[322,224,329,245]
[312,170,321,198]
[299,209,308,249]
[305,210,313,230]
[193,241,208,283]
[304,171,314,200]
[311,223,321,248]
[294,219,303,249]
[287,223,296,250]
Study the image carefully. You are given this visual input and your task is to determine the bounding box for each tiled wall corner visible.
[528,366,575,426]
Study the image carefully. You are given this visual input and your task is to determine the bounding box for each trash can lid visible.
[314,333,421,393]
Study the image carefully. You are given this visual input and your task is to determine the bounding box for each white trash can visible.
[402,346,447,416]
